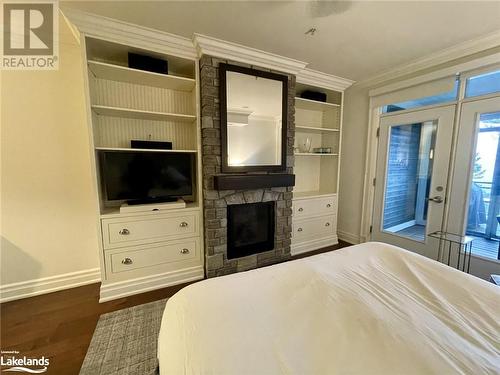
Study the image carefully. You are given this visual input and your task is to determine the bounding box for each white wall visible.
[338,84,370,243]
[0,16,101,301]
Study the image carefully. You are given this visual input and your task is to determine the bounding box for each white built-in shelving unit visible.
[291,83,344,255]
[80,35,204,302]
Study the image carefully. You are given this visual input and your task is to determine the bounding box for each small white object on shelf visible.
[119,199,187,214]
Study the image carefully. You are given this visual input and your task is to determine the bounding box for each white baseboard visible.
[291,235,339,256]
[99,266,204,302]
[0,268,101,303]
[337,230,361,245]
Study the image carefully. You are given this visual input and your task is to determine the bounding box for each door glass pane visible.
[382,121,438,242]
[466,111,500,260]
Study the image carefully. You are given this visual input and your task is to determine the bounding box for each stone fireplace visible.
[200,54,296,277]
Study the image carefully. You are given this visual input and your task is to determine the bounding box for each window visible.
[465,70,500,98]
[382,80,459,113]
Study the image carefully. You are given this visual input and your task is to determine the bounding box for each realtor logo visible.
[1,350,49,373]
[1,1,59,69]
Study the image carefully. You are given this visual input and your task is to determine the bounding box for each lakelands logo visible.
[1,1,59,70]
[1,351,49,373]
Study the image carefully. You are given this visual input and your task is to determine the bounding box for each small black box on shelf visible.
[300,90,327,102]
[128,53,168,75]
[131,140,172,150]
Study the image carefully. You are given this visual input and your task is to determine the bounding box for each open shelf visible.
[295,153,338,156]
[91,105,196,123]
[293,190,337,199]
[296,125,339,132]
[88,60,196,92]
[95,147,197,153]
[295,97,340,111]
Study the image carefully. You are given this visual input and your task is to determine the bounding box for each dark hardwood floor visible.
[0,241,350,375]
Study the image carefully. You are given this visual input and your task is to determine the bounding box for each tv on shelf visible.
[99,150,194,205]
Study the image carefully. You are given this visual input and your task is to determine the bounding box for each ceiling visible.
[63,1,500,82]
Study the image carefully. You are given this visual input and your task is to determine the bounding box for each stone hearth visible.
[200,54,296,277]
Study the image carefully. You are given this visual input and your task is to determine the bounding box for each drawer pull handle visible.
[119,228,130,235]
[326,204,332,208]
[298,228,303,232]
[121,257,133,265]
[298,208,304,212]
[180,248,190,254]
[180,222,189,228]
[325,222,330,227]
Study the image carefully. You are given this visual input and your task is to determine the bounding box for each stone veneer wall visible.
[200,54,296,277]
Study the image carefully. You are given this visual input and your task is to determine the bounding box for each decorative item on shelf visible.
[131,140,173,150]
[300,137,312,153]
[128,53,168,75]
[300,90,327,102]
[313,147,333,154]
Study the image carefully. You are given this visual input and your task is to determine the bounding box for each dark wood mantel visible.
[214,174,295,190]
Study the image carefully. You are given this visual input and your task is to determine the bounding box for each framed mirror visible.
[220,63,288,173]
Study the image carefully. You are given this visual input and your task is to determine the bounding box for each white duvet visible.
[158,242,500,374]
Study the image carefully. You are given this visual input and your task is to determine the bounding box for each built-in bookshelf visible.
[291,83,344,256]
[79,33,204,302]
[84,37,201,212]
[293,84,342,198]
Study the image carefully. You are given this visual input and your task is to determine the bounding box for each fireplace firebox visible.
[227,201,275,259]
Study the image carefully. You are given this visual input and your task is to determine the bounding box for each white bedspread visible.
[158,242,500,374]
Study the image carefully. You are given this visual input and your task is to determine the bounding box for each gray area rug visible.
[80,299,168,375]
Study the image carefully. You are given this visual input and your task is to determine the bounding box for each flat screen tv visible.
[99,151,194,204]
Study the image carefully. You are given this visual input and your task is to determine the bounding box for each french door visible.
[447,96,500,260]
[371,106,455,260]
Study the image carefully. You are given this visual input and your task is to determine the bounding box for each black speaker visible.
[300,90,327,102]
[128,53,168,75]
[131,140,172,150]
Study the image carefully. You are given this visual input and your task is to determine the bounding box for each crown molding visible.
[61,7,197,60]
[297,67,355,92]
[358,29,500,89]
[61,9,355,90]
[193,33,307,75]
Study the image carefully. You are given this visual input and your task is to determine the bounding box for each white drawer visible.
[293,214,337,241]
[110,239,198,273]
[102,211,199,249]
[293,195,337,218]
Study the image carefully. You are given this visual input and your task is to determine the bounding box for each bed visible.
[158,242,500,374]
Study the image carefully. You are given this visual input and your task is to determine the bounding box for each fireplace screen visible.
[227,201,275,259]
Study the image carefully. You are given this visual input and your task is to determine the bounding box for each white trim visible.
[337,230,361,245]
[193,33,307,75]
[99,266,204,302]
[360,29,500,89]
[297,68,355,92]
[0,268,101,303]
[368,54,500,99]
[384,220,416,233]
[61,8,197,60]
[291,235,339,256]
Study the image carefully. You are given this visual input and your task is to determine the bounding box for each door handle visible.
[427,196,444,203]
